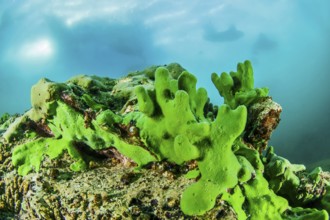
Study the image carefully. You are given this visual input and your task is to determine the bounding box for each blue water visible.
[0,0,329,165]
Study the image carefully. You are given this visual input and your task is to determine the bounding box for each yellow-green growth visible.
[81,94,106,110]
[211,60,269,108]
[95,109,122,129]
[236,155,255,183]
[180,105,247,215]
[12,101,157,176]
[243,171,288,220]
[0,113,10,125]
[135,86,155,116]
[135,67,210,164]
[12,137,85,176]
[184,169,200,179]
[9,62,330,218]
[178,71,208,120]
[283,207,329,220]
[263,147,326,206]
[321,186,330,214]
[221,186,247,219]
[67,74,108,91]
[135,66,295,217]
[29,78,68,120]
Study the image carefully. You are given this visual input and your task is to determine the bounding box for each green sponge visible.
[211,60,269,108]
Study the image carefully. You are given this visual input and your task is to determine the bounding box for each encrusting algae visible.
[0,61,329,219]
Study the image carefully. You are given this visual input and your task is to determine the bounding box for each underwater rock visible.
[0,62,329,219]
[244,97,282,152]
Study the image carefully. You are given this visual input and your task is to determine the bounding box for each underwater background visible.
[0,0,329,166]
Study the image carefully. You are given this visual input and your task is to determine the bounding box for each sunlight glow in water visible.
[20,38,54,59]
